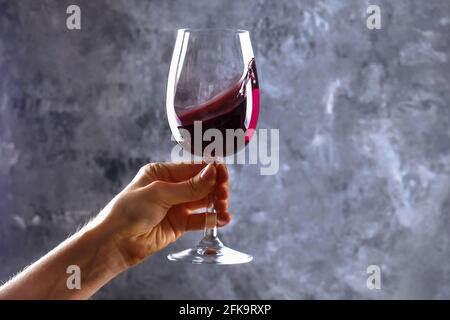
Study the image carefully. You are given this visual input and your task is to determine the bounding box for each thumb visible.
[155,163,216,205]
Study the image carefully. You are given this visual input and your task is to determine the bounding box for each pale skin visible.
[0,162,231,300]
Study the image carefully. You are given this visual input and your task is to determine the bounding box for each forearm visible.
[0,220,126,300]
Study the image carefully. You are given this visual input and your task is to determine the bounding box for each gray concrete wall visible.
[1,0,450,299]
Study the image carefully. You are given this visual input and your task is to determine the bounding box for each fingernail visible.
[200,164,215,182]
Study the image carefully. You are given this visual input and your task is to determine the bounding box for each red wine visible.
[176,58,259,157]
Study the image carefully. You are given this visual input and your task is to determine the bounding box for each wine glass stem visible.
[204,192,217,238]
[203,157,221,240]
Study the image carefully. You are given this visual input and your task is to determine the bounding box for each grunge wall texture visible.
[1,0,450,299]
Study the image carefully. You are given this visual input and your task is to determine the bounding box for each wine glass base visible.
[167,237,252,265]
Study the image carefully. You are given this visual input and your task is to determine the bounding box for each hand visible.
[96,162,231,271]
[0,162,231,300]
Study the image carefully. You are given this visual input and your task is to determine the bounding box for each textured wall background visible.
[1,0,450,299]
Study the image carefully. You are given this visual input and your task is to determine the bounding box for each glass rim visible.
[177,28,249,35]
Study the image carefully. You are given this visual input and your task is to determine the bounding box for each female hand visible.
[0,162,230,299]
[97,162,231,270]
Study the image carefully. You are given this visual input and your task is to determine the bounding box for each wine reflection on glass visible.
[166,29,259,264]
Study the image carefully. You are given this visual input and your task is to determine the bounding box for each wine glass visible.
[166,28,259,264]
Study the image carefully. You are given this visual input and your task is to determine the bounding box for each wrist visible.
[82,218,130,278]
